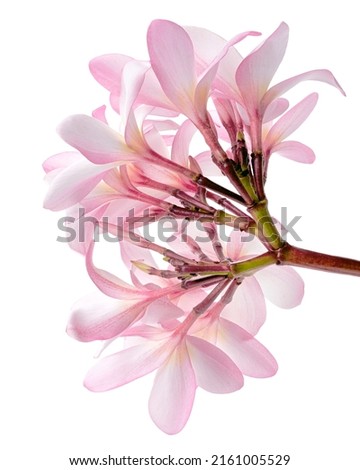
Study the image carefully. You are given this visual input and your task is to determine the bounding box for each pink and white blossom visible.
[43,19,352,434]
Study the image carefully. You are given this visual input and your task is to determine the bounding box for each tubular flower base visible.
[43,19,360,434]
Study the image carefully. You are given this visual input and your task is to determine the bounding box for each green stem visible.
[230,251,277,277]
[248,200,285,251]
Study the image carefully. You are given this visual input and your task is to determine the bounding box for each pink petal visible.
[89,54,175,113]
[239,234,266,257]
[263,97,289,123]
[221,276,266,335]
[186,27,261,100]
[173,288,208,313]
[67,205,109,256]
[217,318,278,378]
[138,68,176,110]
[264,93,318,152]
[194,31,261,119]
[123,110,148,153]
[120,60,150,129]
[42,151,81,173]
[187,336,244,393]
[143,117,179,134]
[120,240,156,270]
[262,69,346,111]
[225,229,244,260]
[147,20,196,116]
[125,105,170,158]
[43,158,114,210]
[213,96,237,129]
[92,105,108,123]
[171,119,197,167]
[270,140,316,163]
[143,124,169,158]
[58,114,137,164]
[144,298,184,324]
[186,26,243,70]
[89,54,132,92]
[67,292,150,342]
[85,241,147,300]
[195,151,222,177]
[235,23,289,115]
[255,265,304,308]
[149,342,196,434]
[84,340,169,391]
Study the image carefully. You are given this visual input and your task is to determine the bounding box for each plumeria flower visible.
[68,234,218,341]
[83,299,276,434]
[43,18,360,435]
[68,226,302,432]
[89,55,175,115]
[147,20,259,127]
[262,93,319,165]
[43,151,116,211]
[234,22,345,153]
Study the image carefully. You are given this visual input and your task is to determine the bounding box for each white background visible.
[1,1,359,469]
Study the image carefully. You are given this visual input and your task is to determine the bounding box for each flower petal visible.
[262,69,346,111]
[138,68,176,110]
[264,93,318,152]
[270,140,316,163]
[171,119,197,167]
[255,265,304,308]
[235,23,289,115]
[149,342,196,434]
[263,97,289,123]
[144,298,184,324]
[58,114,137,164]
[185,26,243,96]
[92,105,108,123]
[147,20,196,116]
[84,340,169,391]
[120,60,150,131]
[42,151,81,174]
[187,336,244,393]
[221,276,266,334]
[120,240,160,283]
[67,205,109,256]
[195,31,261,120]
[85,240,146,300]
[225,229,244,261]
[217,318,278,378]
[43,158,114,210]
[89,54,132,92]
[195,151,222,177]
[67,292,150,342]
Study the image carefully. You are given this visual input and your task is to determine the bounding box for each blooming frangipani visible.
[44,19,360,434]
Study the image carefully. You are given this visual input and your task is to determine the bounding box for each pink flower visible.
[147,20,259,126]
[262,93,319,164]
[65,226,303,432]
[43,151,115,211]
[83,307,275,434]
[43,18,348,434]
[234,22,345,152]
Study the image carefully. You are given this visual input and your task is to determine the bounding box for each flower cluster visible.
[44,20,351,434]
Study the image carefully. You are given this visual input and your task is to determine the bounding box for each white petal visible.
[255,265,304,308]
